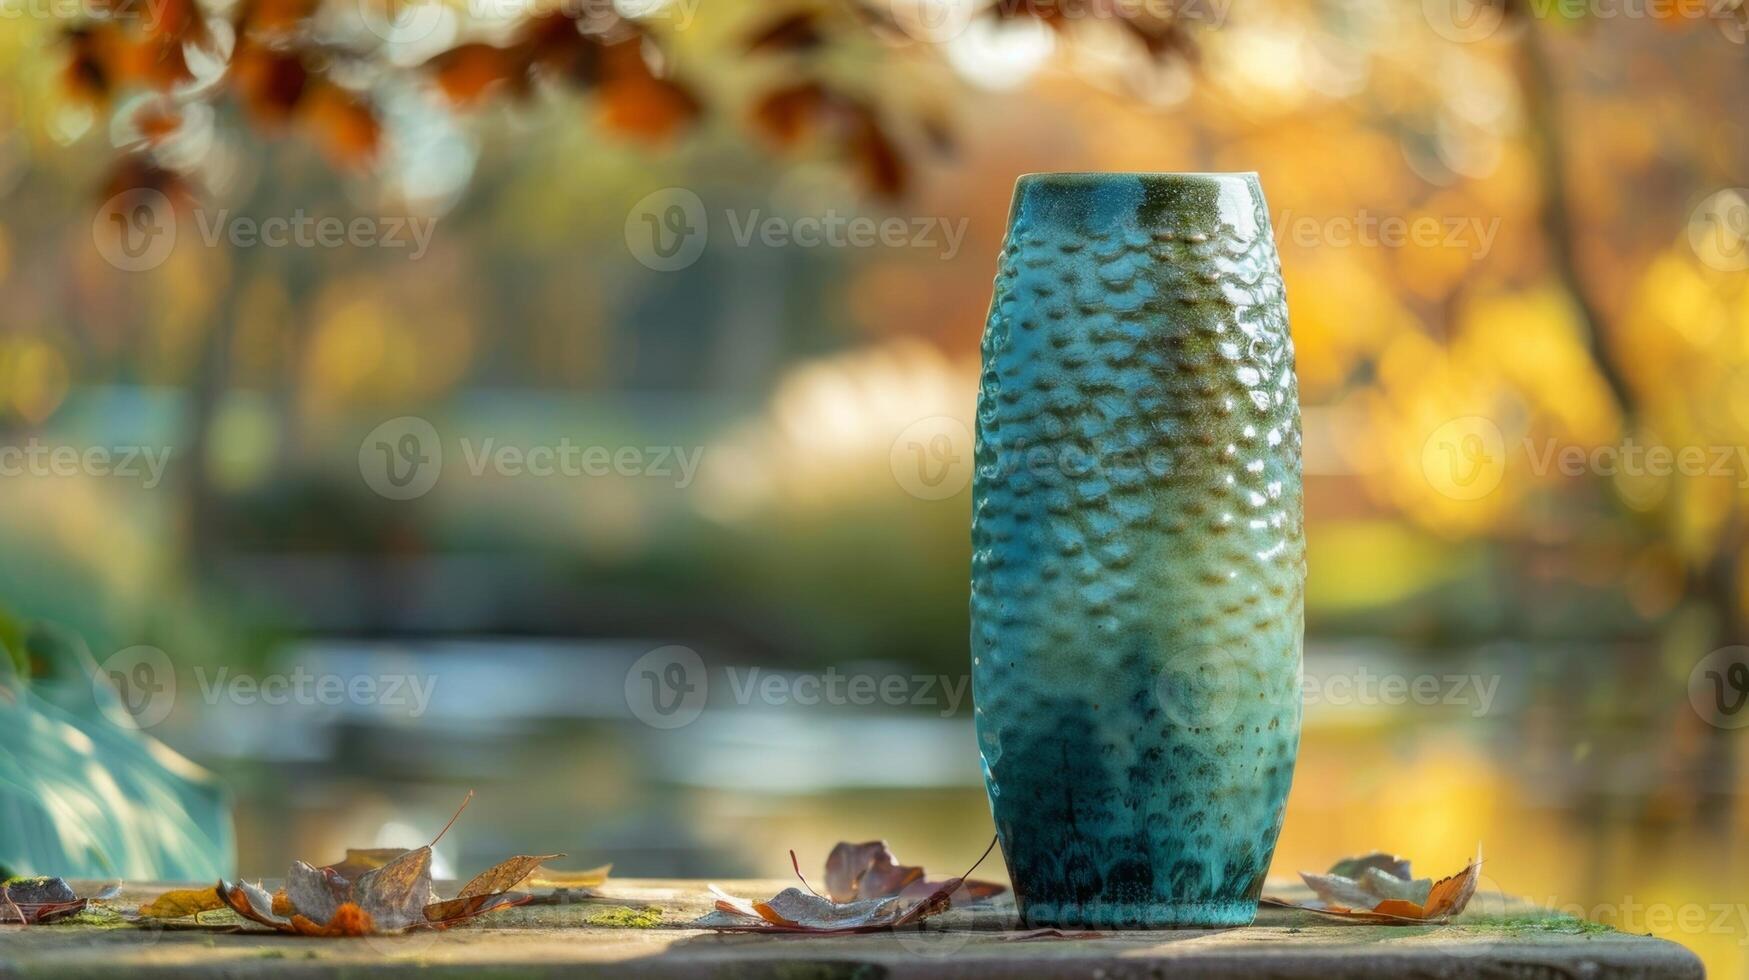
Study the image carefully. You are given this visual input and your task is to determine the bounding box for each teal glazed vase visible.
[970,172,1304,929]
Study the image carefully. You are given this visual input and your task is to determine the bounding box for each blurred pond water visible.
[152,637,1749,977]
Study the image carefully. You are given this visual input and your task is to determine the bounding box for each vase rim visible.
[1016,170,1259,182]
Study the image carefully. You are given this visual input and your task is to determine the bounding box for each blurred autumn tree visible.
[65,0,1203,203]
[52,0,1214,588]
[16,0,1749,705]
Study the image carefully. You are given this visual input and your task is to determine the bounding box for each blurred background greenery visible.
[2,0,1748,972]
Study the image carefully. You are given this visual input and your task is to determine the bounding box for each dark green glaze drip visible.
[971,171,1304,929]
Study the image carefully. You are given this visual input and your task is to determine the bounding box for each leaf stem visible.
[431,789,476,849]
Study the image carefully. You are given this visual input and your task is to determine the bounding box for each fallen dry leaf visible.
[1264,847,1484,923]
[217,879,292,931]
[456,854,565,900]
[524,862,612,891]
[423,853,561,923]
[1000,928,1109,941]
[699,838,1002,934]
[138,887,226,920]
[1,877,96,925]
[824,841,923,903]
[291,902,374,937]
[208,790,560,936]
[322,848,411,881]
[285,861,348,926]
[755,890,902,930]
[351,844,436,932]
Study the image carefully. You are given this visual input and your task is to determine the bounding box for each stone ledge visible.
[0,879,1704,979]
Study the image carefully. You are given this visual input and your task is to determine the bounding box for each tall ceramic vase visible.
[971,172,1303,929]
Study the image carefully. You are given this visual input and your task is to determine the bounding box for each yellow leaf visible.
[139,887,225,919]
[524,863,612,890]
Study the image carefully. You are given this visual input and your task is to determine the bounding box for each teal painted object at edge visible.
[970,172,1305,929]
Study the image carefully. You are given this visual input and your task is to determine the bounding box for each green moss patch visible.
[584,905,664,929]
[1463,913,1614,937]
[50,905,131,928]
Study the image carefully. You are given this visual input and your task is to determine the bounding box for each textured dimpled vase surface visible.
[971,172,1304,929]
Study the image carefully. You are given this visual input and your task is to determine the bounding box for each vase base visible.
[1016,898,1257,930]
